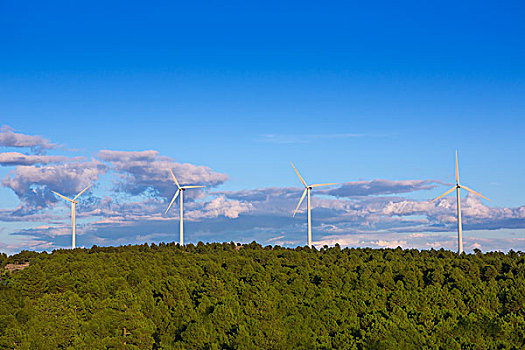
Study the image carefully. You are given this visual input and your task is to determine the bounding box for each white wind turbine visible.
[291,162,338,248]
[431,151,490,255]
[165,169,205,246]
[52,185,92,249]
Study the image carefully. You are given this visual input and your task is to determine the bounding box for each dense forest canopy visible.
[1,243,524,349]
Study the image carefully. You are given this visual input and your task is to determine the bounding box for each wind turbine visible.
[431,151,490,255]
[291,162,337,248]
[165,169,205,246]
[52,185,92,249]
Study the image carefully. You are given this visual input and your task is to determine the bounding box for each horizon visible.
[1,0,524,254]
[5,240,522,259]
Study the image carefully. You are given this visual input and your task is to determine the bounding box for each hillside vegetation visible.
[1,243,524,349]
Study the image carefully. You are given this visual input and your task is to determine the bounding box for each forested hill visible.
[1,243,524,349]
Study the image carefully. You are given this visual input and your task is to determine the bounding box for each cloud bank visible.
[0,126,57,154]
[99,150,228,199]
[0,152,74,166]
[1,126,524,254]
[327,179,438,197]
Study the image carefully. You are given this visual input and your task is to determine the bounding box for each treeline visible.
[1,242,524,349]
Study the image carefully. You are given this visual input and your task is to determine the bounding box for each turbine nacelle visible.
[165,168,206,215]
[431,151,490,203]
[291,162,338,217]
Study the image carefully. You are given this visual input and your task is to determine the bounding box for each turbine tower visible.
[431,151,490,255]
[52,185,92,249]
[291,162,337,248]
[165,169,205,246]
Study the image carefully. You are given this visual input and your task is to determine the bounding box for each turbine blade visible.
[73,184,92,201]
[182,185,205,189]
[52,191,73,203]
[431,186,456,202]
[455,150,459,184]
[460,185,490,201]
[310,183,338,188]
[290,162,307,187]
[293,189,307,217]
[165,190,180,214]
[169,168,181,189]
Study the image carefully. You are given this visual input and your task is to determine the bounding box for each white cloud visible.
[370,239,408,248]
[0,152,76,166]
[0,126,57,154]
[327,179,438,197]
[186,196,252,220]
[98,150,228,199]
[2,160,106,214]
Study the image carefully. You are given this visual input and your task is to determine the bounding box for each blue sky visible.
[1,0,524,254]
